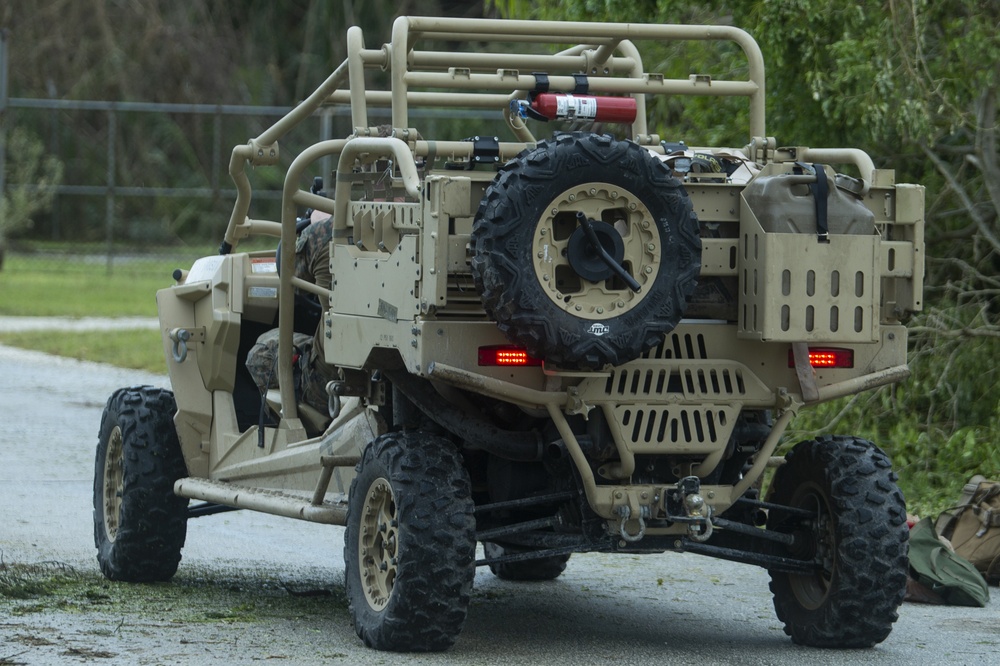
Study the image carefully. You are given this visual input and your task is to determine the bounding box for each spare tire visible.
[471,132,701,369]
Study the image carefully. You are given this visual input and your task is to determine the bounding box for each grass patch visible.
[0,559,344,624]
[0,562,82,600]
[0,255,175,317]
[0,329,167,374]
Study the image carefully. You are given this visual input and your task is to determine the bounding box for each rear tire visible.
[484,542,570,581]
[766,436,908,648]
[93,386,188,582]
[344,431,476,652]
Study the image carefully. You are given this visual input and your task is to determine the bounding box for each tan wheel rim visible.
[102,425,124,542]
[359,477,399,611]
[531,182,660,320]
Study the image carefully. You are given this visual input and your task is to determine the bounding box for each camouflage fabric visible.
[246,214,337,417]
[294,216,333,296]
[245,328,338,415]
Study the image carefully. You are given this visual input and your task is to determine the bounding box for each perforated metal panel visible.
[737,198,881,343]
[609,403,740,454]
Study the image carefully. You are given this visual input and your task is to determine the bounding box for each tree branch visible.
[920,141,1000,256]
[975,88,1000,188]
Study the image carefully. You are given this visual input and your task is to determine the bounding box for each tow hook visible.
[674,476,714,542]
[169,328,192,363]
[167,327,206,363]
[616,504,649,542]
[326,381,342,420]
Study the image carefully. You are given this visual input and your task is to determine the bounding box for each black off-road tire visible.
[484,542,570,581]
[766,436,908,648]
[344,431,476,652]
[471,132,701,370]
[93,386,189,582]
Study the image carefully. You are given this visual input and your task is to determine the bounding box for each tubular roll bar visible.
[219,17,768,421]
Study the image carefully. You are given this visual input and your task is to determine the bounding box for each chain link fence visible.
[0,28,498,288]
[3,96,354,275]
[2,106,496,278]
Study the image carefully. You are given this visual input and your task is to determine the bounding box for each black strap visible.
[572,74,589,94]
[523,73,552,122]
[812,163,830,243]
[794,163,830,243]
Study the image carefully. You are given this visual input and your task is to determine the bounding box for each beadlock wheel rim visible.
[102,425,124,542]
[531,182,660,320]
[359,477,399,611]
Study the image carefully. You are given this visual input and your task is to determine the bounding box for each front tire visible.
[766,436,908,648]
[93,386,189,582]
[344,431,476,652]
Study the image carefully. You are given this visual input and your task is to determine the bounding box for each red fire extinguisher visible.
[528,93,637,124]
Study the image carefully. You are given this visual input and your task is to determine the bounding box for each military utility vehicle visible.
[94,17,923,652]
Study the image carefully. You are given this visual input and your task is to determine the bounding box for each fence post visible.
[212,105,221,200]
[105,107,116,274]
[0,28,8,241]
[321,108,333,193]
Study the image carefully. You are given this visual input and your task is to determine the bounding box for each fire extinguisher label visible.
[556,95,598,120]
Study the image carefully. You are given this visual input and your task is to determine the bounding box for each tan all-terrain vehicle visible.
[94,17,924,652]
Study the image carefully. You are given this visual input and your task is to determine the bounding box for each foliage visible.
[0,0,491,244]
[0,128,64,268]
[744,0,1000,504]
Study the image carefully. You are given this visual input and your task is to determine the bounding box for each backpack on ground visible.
[936,475,1000,585]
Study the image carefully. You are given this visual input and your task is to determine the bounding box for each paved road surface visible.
[1,340,997,665]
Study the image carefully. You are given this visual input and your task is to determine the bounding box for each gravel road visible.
[1,337,997,665]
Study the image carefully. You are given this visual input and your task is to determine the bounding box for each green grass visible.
[0,253,177,371]
[0,329,167,373]
[0,560,343,622]
[0,254,177,317]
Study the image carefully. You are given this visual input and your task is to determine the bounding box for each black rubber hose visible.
[385,370,544,462]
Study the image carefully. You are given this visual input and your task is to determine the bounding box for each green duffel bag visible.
[908,517,989,607]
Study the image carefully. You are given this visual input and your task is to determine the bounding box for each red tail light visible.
[788,347,854,369]
[478,345,542,367]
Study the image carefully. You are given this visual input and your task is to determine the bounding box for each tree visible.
[0,128,63,269]
[0,0,491,244]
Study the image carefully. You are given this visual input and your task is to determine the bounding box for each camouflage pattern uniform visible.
[246,123,395,415]
[246,215,338,415]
